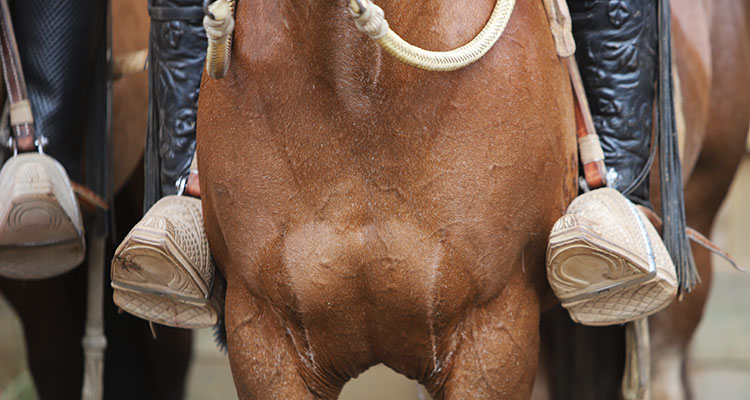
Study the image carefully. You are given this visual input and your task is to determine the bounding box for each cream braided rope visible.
[349,0,516,72]
[204,0,235,79]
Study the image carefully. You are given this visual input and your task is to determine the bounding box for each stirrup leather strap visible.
[0,0,35,151]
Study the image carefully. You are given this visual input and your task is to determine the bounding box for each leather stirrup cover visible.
[144,0,207,212]
[11,0,111,235]
[11,0,109,185]
[569,0,657,206]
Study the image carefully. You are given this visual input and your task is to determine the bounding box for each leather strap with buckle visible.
[0,0,35,152]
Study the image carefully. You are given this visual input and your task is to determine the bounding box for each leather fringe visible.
[657,0,698,294]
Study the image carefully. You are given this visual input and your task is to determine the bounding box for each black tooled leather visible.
[569,0,657,206]
[10,0,108,184]
[144,0,206,210]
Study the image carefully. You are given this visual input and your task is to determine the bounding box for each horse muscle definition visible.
[196,0,748,399]
[198,0,576,398]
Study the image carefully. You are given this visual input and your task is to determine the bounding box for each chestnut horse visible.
[539,0,750,399]
[198,0,748,399]
[197,0,576,398]
[0,0,192,398]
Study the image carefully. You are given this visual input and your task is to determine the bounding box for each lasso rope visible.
[349,0,516,72]
[204,0,234,79]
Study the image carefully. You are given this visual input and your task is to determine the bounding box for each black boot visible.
[545,0,683,326]
[569,0,657,207]
[111,0,223,330]
[143,0,206,211]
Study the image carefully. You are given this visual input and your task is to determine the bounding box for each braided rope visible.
[350,0,516,72]
[203,0,234,79]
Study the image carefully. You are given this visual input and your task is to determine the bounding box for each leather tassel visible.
[657,0,698,294]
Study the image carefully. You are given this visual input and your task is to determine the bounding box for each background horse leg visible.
[103,164,193,400]
[435,272,540,400]
[649,0,750,398]
[0,170,194,400]
[0,270,86,400]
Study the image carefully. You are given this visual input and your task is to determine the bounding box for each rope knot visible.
[350,0,388,40]
[203,0,235,79]
[203,10,234,41]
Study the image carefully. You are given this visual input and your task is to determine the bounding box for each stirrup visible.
[111,195,221,329]
[546,188,677,326]
[0,153,85,279]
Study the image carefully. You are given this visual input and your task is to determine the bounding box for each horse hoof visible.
[0,153,85,279]
[111,195,221,329]
[546,188,677,326]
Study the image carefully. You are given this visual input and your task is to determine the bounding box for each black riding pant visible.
[11,0,108,183]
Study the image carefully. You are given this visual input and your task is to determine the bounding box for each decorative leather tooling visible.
[144,0,206,210]
[569,0,657,206]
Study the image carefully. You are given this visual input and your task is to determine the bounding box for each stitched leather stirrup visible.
[0,153,86,279]
[111,195,220,329]
[546,188,677,326]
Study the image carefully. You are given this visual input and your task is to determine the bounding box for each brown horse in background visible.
[537,0,750,399]
[0,0,193,398]
[197,0,577,398]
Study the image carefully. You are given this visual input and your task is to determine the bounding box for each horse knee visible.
[224,285,342,400]
[437,284,540,400]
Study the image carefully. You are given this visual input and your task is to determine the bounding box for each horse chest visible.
[280,220,456,323]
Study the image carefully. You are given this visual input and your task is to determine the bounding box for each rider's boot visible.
[112,160,223,329]
[546,0,678,326]
[111,0,222,329]
[0,0,106,279]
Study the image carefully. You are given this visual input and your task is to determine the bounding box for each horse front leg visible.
[223,278,346,400]
[430,271,541,400]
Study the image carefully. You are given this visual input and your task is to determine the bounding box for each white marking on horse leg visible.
[304,326,316,368]
[651,347,685,400]
[428,244,443,374]
[285,326,314,370]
